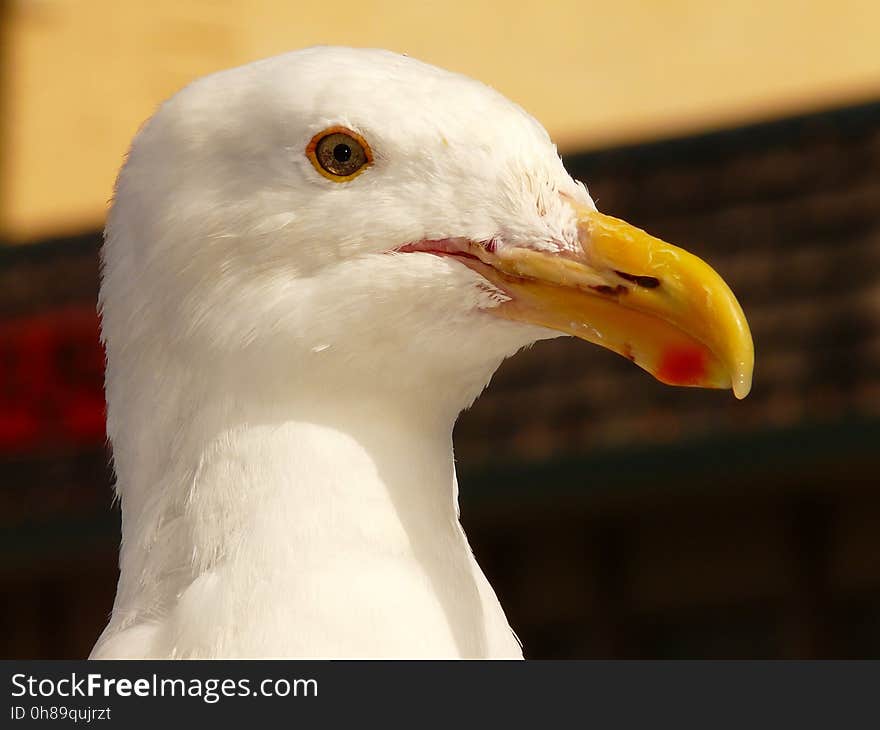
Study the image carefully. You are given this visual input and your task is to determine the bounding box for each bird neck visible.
[134,383,462,562]
[180,390,465,581]
[108,370,511,656]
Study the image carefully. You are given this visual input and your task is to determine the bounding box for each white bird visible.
[92,46,753,659]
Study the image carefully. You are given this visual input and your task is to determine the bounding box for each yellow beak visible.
[461,207,754,398]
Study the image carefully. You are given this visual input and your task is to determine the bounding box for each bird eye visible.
[306,127,373,181]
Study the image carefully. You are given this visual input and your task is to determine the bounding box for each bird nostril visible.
[614,270,660,289]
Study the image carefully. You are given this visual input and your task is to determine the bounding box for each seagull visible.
[91,46,753,659]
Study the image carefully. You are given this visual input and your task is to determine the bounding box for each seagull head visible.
[102,46,753,420]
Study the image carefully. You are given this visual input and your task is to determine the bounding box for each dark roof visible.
[2,100,880,504]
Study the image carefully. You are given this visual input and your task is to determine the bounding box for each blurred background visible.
[2,0,879,658]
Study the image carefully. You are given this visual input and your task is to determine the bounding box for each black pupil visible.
[333,143,352,163]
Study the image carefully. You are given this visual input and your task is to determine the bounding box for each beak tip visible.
[732,371,753,400]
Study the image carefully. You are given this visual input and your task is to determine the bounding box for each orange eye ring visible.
[306,126,373,182]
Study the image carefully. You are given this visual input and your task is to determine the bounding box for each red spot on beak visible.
[657,347,707,386]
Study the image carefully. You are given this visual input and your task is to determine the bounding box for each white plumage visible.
[93,46,752,658]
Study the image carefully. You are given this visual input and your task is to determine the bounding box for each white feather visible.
[93,46,594,658]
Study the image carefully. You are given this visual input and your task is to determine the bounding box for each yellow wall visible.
[3,0,880,242]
